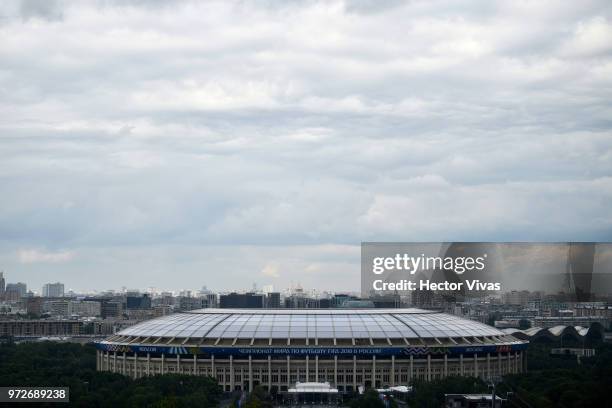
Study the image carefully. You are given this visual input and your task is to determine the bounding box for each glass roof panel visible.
[117,310,505,340]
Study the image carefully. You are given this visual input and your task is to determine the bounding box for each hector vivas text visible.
[371,253,501,292]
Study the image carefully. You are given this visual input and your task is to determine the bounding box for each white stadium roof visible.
[115,308,505,341]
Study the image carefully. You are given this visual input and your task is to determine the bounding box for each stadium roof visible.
[501,323,604,341]
[115,308,506,342]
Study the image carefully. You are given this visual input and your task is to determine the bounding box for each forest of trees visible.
[0,339,610,407]
[404,342,612,408]
[0,341,222,407]
[499,342,612,408]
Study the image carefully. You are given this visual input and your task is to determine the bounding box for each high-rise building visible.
[70,301,101,317]
[48,299,70,316]
[0,272,5,296]
[25,297,44,317]
[219,292,265,308]
[5,282,27,298]
[101,300,123,319]
[565,243,596,302]
[126,293,151,309]
[266,292,281,308]
[177,296,204,311]
[42,282,65,297]
[205,293,218,308]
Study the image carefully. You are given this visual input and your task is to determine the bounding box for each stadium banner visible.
[94,342,528,356]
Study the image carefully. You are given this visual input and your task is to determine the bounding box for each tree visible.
[243,385,273,408]
[349,389,387,408]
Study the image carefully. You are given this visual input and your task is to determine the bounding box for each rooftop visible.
[106,308,514,345]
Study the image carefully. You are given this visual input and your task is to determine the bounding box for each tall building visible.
[101,300,123,319]
[42,282,65,297]
[219,292,265,308]
[565,243,596,302]
[48,300,102,317]
[5,282,27,298]
[0,272,5,296]
[25,297,44,317]
[176,296,204,311]
[126,293,151,309]
[205,293,218,308]
[77,301,101,317]
[266,292,281,308]
[48,299,70,316]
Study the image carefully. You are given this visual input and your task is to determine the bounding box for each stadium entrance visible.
[287,382,340,405]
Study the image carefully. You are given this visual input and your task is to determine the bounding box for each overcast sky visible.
[0,0,611,293]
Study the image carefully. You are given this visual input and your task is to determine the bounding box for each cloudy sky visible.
[0,0,611,293]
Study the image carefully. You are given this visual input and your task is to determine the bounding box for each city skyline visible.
[5,242,612,294]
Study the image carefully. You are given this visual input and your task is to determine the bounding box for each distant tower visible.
[565,243,595,302]
[0,272,5,296]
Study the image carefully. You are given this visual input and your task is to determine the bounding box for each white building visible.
[43,282,65,298]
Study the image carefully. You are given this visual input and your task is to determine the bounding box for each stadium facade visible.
[96,309,528,393]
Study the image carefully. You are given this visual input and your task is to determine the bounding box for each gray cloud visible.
[0,0,611,291]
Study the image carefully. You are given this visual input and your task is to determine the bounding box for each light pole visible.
[489,375,501,408]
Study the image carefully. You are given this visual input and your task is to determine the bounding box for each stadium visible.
[96,308,528,394]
